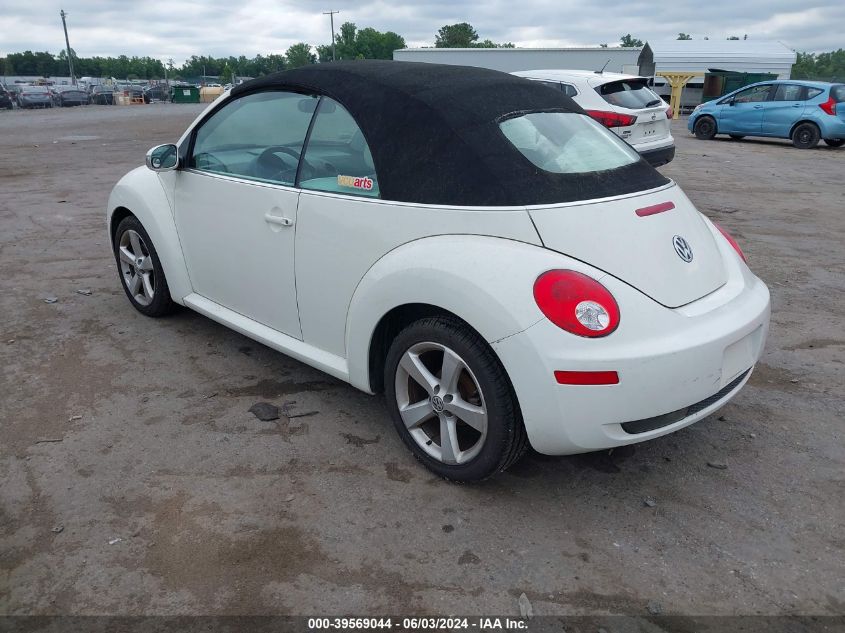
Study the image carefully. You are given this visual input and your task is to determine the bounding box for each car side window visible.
[733,85,772,103]
[536,80,563,92]
[191,91,318,186]
[773,84,803,101]
[806,87,824,100]
[561,83,578,97]
[299,97,380,198]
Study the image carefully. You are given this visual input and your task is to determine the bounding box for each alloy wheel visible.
[394,342,488,465]
[118,229,155,306]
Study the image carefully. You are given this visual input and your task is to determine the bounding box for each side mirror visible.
[728,98,736,106]
[146,144,178,171]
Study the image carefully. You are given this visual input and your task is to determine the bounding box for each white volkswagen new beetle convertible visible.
[108,61,770,481]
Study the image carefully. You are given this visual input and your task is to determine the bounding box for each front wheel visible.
[384,316,527,482]
[823,138,844,148]
[693,116,717,140]
[113,216,175,317]
[792,122,820,149]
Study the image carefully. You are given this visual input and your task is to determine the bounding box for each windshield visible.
[597,79,662,110]
[500,112,640,174]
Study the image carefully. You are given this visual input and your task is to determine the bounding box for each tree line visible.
[2,24,842,83]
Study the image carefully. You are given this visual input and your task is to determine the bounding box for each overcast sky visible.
[0,0,841,63]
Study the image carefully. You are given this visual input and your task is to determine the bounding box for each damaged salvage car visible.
[107,61,770,481]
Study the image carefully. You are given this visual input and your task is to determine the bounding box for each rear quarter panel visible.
[344,235,615,392]
[295,192,542,361]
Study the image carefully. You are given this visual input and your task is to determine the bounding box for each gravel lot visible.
[1,103,843,618]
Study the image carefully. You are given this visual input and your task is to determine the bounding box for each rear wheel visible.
[113,216,175,317]
[693,116,717,140]
[384,316,527,482]
[792,122,820,149]
[823,138,844,147]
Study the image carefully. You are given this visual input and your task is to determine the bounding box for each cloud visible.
[0,0,840,64]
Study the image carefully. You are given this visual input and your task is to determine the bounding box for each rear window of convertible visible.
[500,112,641,174]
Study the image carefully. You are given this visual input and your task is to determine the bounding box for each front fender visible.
[344,235,609,392]
[107,167,192,303]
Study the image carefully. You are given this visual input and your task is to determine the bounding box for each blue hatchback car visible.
[688,80,845,149]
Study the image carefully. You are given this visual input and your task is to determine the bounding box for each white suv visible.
[513,69,675,167]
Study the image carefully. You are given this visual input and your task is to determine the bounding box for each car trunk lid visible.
[528,184,727,308]
[623,106,671,144]
[590,77,671,144]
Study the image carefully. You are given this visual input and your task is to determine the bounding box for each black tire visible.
[113,215,176,317]
[823,138,844,147]
[792,122,820,149]
[729,134,745,140]
[693,116,717,140]
[384,316,528,482]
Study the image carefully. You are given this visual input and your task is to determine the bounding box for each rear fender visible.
[344,235,606,392]
[107,167,192,303]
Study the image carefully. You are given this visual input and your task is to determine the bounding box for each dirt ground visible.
[1,104,843,618]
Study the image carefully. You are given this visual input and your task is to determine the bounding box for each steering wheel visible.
[254,146,315,184]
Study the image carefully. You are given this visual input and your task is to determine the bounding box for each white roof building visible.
[639,39,797,79]
[392,47,642,75]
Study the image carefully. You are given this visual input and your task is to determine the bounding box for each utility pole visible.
[59,9,75,85]
[323,10,339,61]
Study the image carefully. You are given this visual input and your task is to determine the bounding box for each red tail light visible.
[714,222,746,262]
[533,270,620,337]
[665,106,674,120]
[585,110,638,128]
[819,96,837,116]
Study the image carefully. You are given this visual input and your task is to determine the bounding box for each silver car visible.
[18,86,53,109]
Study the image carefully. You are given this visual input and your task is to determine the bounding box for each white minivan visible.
[513,69,675,167]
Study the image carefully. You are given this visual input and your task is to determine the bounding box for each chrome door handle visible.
[264,213,294,227]
[753,105,763,109]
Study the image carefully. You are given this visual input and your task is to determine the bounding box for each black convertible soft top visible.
[232,60,668,206]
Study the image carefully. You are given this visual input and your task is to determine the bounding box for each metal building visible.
[641,40,797,107]
[392,47,641,74]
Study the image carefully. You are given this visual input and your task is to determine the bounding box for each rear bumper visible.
[818,118,845,139]
[492,225,770,455]
[638,143,676,167]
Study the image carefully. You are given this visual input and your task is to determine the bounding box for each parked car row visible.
[1,81,175,109]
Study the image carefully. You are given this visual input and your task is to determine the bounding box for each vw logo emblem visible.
[673,235,693,262]
[651,113,656,120]
[431,395,445,412]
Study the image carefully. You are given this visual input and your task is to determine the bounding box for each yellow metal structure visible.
[658,71,704,119]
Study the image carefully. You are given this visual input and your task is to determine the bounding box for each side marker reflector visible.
[555,370,620,385]
[635,201,675,217]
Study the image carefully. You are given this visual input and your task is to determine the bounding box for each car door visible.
[762,84,808,137]
[719,84,773,135]
[292,97,383,355]
[175,90,319,339]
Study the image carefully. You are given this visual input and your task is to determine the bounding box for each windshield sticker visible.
[338,175,374,191]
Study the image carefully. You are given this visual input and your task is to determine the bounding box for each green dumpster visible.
[170,85,200,103]
[702,71,778,102]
